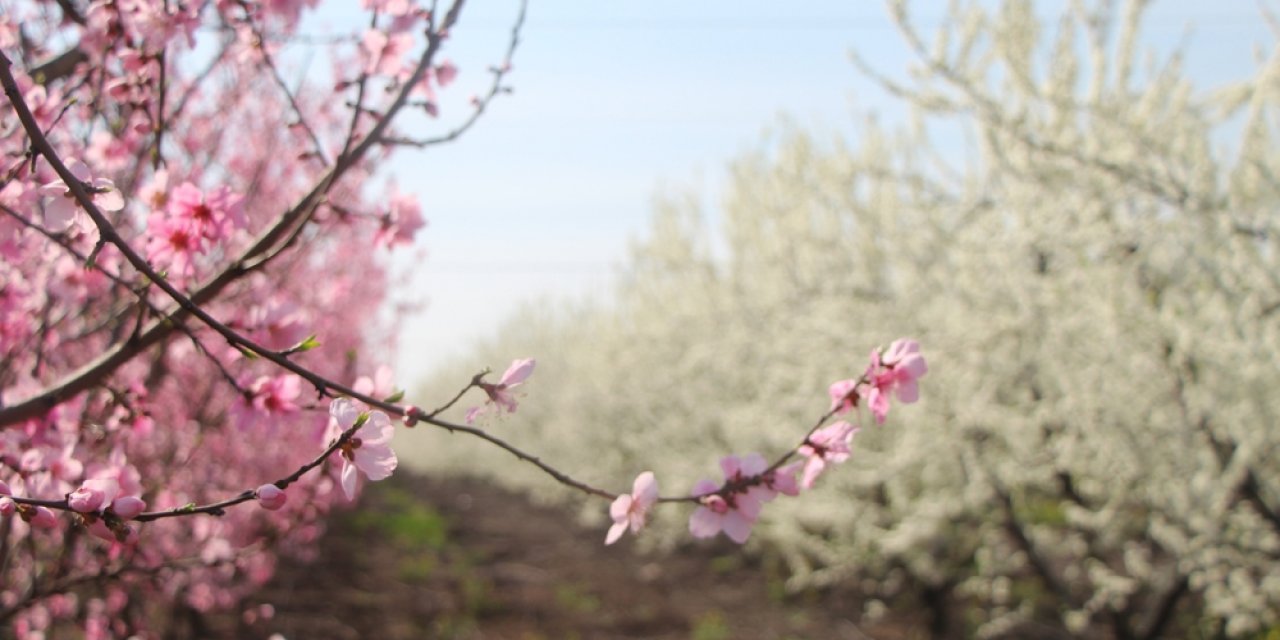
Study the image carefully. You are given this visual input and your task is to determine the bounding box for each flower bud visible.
[256,484,287,511]
[68,485,105,513]
[29,506,58,529]
[112,496,147,520]
[0,497,15,517]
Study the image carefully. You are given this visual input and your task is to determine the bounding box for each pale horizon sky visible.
[324,1,1275,386]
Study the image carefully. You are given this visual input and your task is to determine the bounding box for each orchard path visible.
[209,472,914,640]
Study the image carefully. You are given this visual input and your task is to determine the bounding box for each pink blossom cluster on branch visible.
[0,0,525,633]
[607,339,928,545]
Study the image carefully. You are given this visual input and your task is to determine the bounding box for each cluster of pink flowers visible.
[604,339,927,545]
[829,338,928,424]
[0,0,493,633]
[687,453,797,544]
[144,175,246,282]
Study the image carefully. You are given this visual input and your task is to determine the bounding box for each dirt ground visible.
[211,472,916,640]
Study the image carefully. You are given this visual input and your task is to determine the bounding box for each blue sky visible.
[308,1,1274,384]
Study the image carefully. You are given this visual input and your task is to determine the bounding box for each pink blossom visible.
[466,358,536,423]
[877,339,928,403]
[362,29,413,77]
[166,182,246,241]
[243,299,311,351]
[139,169,170,210]
[0,496,14,517]
[354,365,395,400]
[435,60,458,87]
[233,374,302,429]
[688,483,760,544]
[605,471,658,545]
[145,214,202,280]
[256,484,287,511]
[828,378,860,415]
[798,421,857,489]
[372,188,426,247]
[68,477,121,514]
[687,454,770,544]
[361,0,415,16]
[327,399,398,501]
[39,160,124,231]
[865,339,928,424]
[762,462,802,498]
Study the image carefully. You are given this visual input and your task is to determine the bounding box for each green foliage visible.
[691,610,732,640]
[350,486,449,551]
[553,583,602,615]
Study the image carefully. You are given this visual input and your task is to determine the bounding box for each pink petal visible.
[354,445,397,481]
[492,388,518,413]
[633,471,658,508]
[353,376,375,396]
[828,379,858,413]
[357,412,395,446]
[605,521,628,545]
[740,453,768,476]
[735,492,763,520]
[895,380,920,404]
[43,198,76,230]
[899,354,928,379]
[31,507,58,528]
[66,160,91,182]
[718,455,742,479]
[801,457,826,490]
[869,389,890,424]
[691,478,719,497]
[688,507,721,539]
[340,461,359,500]
[329,398,360,429]
[112,496,146,519]
[92,180,124,211]
[499,358,536,386]
[722,512,754,544]
[609,494,633,521]
[773,463,802,497]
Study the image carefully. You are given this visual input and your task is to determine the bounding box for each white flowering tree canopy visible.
[413,1,1280,636]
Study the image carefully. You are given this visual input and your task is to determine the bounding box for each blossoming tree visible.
[412,1,1280,637]
[0,0,927,636]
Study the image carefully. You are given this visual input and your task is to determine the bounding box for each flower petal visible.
[340,460,359,500]
[688,507,721,539]
[609,494,633,521]
[605,521,628,545]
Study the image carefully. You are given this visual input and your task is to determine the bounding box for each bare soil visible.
[211,472,917,640]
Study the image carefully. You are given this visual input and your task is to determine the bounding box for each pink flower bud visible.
[68,485,106,513]
[30,506,58,529]
[256,484,287,511]
[0,497,15,517]
[111,496,146,519]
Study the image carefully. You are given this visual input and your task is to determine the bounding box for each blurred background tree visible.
[409,0,1280,637]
